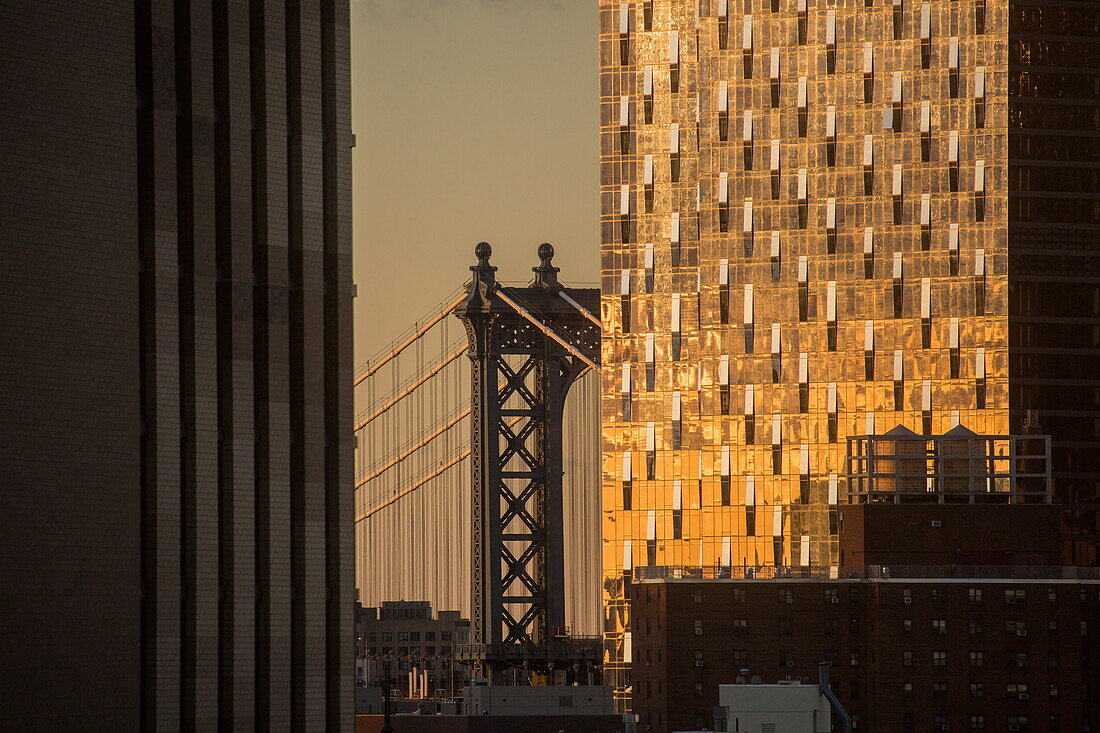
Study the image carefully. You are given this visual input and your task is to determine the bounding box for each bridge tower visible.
[454,242,602,684]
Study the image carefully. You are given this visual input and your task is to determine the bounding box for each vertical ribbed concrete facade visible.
[0,2,354,730]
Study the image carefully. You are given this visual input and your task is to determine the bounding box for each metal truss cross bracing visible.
[454,242,602,683]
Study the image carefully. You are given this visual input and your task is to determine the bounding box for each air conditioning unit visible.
[1017,629,1027,637]
[1009,724,1021,731]
[937,628,947,635]
[931,520,942,528]
[939,726,950,732]
[695,629,703,635]
[830,597,839,604]
[1019,693,1029,700]
[1007,597,1016,604]
[785,598,794,604]
[696,660,704,667]
[786,660,795,668]
[904,597,912,605]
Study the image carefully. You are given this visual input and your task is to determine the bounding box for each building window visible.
[694,619,703,636]
[779,588,793,604]
[1005,589,1026,605]
[969,619,983,635]
[824,588,839,604]
[1007,715,1029,731]
[933,650,947,666]
[1048,620,1059,635]
[903,650,913,667]
[933,682,948,698]
[733,618,747,635]
[381,632,392,642]
[1007,683,1029,699]
[824,618,839,635]
[779,618,793,636]
[903,619,912,634]
[780,650,794,667]
[903,681,913,698]
[1049,682,1059,698]
[398,632,409,641]
[969,715,985,730]
[932,619,946,635]
[733,587,746,603]
[969,588,982,603]
[969,651,983,667]
[970,682,984,698]
[933,714,948,729]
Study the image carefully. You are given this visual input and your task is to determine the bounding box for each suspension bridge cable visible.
[355,449,470,523]
[354,290,465,386]
[557,290,602,327]
[353,344,467,432]
[495,288,600,372]
[355,412,529,519]
[354,404,469,488]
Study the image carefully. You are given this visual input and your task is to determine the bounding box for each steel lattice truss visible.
[456,243,601,681]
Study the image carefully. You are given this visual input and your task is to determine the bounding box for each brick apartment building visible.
[356,601,471,697]
[630,504,1100,732]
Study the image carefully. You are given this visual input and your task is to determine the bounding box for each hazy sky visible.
[351,0,600,365]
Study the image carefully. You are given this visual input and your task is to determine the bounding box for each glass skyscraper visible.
[598,0,1099,705]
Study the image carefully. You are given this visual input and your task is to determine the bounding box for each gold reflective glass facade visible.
[598,0,1099,704]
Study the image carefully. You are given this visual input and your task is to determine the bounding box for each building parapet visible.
[630,564,1100,582]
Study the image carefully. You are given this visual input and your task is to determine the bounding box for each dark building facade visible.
[630,504,1100,733]
[633,573,1100,733]
[0,1,353,730]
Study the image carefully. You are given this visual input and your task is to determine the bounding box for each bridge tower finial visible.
[531,242,560,290]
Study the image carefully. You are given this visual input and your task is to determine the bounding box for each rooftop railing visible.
[845,431,1052,504]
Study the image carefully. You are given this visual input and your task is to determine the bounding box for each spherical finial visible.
[475,241,492,262]
[538,242,554,262]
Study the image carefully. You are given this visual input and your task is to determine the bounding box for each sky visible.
[351,0,601,366]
